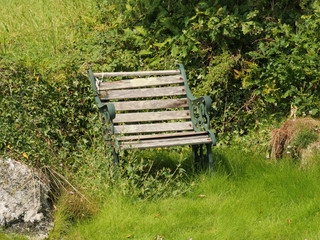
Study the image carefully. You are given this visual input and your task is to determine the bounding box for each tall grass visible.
[0,0,95,67]
[63,148,320,240]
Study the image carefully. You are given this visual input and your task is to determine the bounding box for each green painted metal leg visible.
[207,144,213,170]
[192,145,199,168]
[200,144,204,168]
[193,144,213,170]
[112,147,119,165]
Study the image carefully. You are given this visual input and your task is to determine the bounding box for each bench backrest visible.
[92,69,194,136]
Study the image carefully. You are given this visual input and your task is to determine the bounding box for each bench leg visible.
[193,144,208,170]
[207,144,213,170]
[193,144,213,170]
[200,145,204,168]
[112,147,119,165]
[192,145,200,169]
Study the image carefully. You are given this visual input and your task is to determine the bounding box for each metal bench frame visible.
[88,64,216,169]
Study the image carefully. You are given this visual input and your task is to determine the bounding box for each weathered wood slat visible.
[114,122,193,134]
[99,75,183,90]
[94,70,180,78]
[108,98,189,111]
[120,136,212,149]
[122,135,209,144]
[100,86,186,100]
[114,110,191,123]
[116,131,208,141]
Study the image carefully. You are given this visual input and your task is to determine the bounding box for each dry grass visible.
[270,117,320,159]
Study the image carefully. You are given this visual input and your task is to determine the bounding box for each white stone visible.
[0,157,53,239]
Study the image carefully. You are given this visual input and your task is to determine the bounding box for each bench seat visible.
[116,131,212,149]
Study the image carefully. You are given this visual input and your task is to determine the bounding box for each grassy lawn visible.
[63,148,320,240]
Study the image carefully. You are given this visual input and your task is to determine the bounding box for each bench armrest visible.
[178,64,216,145]
[89,69,116,137]
[189,96,211,131]
[99,102,116,122]
[99,102,116,136]
[89,69,116,121]
[190,96,216,145]
[96,97,116,121]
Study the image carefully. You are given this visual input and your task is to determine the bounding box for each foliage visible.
[116,148,192,201]
[91,0,320,140]
[69,133,192,202]
[243,8,320,117]
[0,61,96,167]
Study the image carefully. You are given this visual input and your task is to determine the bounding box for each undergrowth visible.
[48,141,194,239]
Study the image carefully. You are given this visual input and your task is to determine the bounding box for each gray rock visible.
[0,157,54,239]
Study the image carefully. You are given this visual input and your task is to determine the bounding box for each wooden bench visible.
[88,64,216,168]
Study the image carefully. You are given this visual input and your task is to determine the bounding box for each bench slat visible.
[100,86,186,100]
[116,131,208,141]
[94,70,180,77]
[99,75,183,90]
[120,136,212,149]
[109,99,189,111]
[114,110,190,123]
[114,122,193,134]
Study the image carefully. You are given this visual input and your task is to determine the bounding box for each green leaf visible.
[171,44,179,56]
[139,49,152,55]
[134,26,147,36]
[310,109,318,115]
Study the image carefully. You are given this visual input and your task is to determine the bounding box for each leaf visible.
[154,212,161,218]
[125,4,132,11]
[171,44,179,56]
[216,7,223,15]
[310,109,318,115]
[134,26,147,36]
[22,152,28,159]
[139,49,152,55]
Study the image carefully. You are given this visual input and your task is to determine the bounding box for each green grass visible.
[0,232,28,240]
[0,0,95,66]
[61,148,320,240]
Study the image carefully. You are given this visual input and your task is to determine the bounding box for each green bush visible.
[0,61,96,167]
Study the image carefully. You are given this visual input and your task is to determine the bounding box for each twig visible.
[43,166,91,204]
[225,95,258,124]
